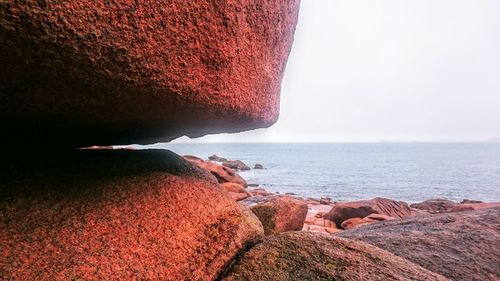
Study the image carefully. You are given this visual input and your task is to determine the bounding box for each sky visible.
[175,0,500,143]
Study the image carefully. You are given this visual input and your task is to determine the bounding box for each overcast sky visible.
[176,0,500,143]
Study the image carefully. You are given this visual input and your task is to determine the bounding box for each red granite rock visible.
[246,196,308,235]
[0,149,264,280]
[183,155,247,187]
[0,0,300,147]
[341,217,377,230]
[327,197,415,227]
[220,232,450,281]
[220,182,251,201]
[338,207,500,281]
[410,199,459,213]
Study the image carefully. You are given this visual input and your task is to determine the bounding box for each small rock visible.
[365,213,396,221]
[183,156,247,187]
[222,160,251,171]
[208,154,227,162]
[341,217,377,230]
[461,199,483,204]
[253,163,264,169]
[319,197,332,205]
[220,182,251,201]
[410,199,458,213]
[249,196,308,235]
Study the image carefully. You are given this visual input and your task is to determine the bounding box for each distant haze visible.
[175,0,500,143]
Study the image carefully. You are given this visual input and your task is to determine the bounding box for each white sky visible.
[176,0,500,143]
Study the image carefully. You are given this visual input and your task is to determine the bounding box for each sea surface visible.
[141,143,500,203]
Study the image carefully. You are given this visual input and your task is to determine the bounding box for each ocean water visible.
[143,143,500,203]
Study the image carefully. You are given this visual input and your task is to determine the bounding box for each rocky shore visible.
[183,154,500,280]
[1,1,499,280]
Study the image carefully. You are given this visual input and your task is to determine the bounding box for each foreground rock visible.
[183,155,247,187]
[0,0,300,147]
[338,207,500,281]
[242,196,308,235]
[0,149,264,280]
[327,197,416,228]
[221,232,450,281]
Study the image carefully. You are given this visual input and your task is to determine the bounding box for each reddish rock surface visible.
[220,232,450,281]
[0,0,300,147]
[243,196,308,235]
[220,182,251,201]
[338,207,500,281]
[410,199,459,213]
[327,197,415,227]
[341,217,377,230]
[183,155,247,187]
[0,149,264,280]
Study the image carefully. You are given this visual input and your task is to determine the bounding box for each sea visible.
[138,143,500,203]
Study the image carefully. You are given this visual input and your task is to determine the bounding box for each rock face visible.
[327,197,415,228]
[0,149,264,280]
[0,0,300,147]
[183,155,247,187]
[338,207,500,281]
[220,232,450,281]
[243,196,308,235]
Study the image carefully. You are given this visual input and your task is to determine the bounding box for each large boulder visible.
[327,197,415,228]
[242,196,308,235]
[338,207,500,281]
[0,0,300,147]
[183,155,247,187]
[0,149,264,280]
[220,232,450,281]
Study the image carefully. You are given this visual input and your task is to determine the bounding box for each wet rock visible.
[0,149,264,280]
[221,232,450,281]
[208,154,227,162]
[327,197,415,228]
[253,163,264,169]
[338,207,500,281]
[183,155,247,187]
[222,160,251,171]
[246,196,308,235]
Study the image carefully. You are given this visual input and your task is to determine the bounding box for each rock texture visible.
[183,155,247,187]
[220,182,251,201]
[242,196,308,235]
[338,207,500,281]
[220,232,450,281]
[0,0,300,147]
[327,197,415,228]
[0,149,264,280]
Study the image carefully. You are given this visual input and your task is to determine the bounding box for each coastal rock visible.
[221,232,450,281]
[327,197,414,227]
[365,213,396,221]
[461,199,483,204]
[0,149,264,280]
[253,163,264,169]
[222,160,251,171]
[449,202,500,212]
[208,154,227,162]
[319,197,332,205]
[246,196,308,235]
[0,0,300,147]
[183,155,247,187]
[340,217,377,230]
[248,188,275,197]
[410,199,458,213]
[220,182,251,201]
[338,207,500,281]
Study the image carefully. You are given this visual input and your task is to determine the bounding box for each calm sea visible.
[140,143,500,203]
